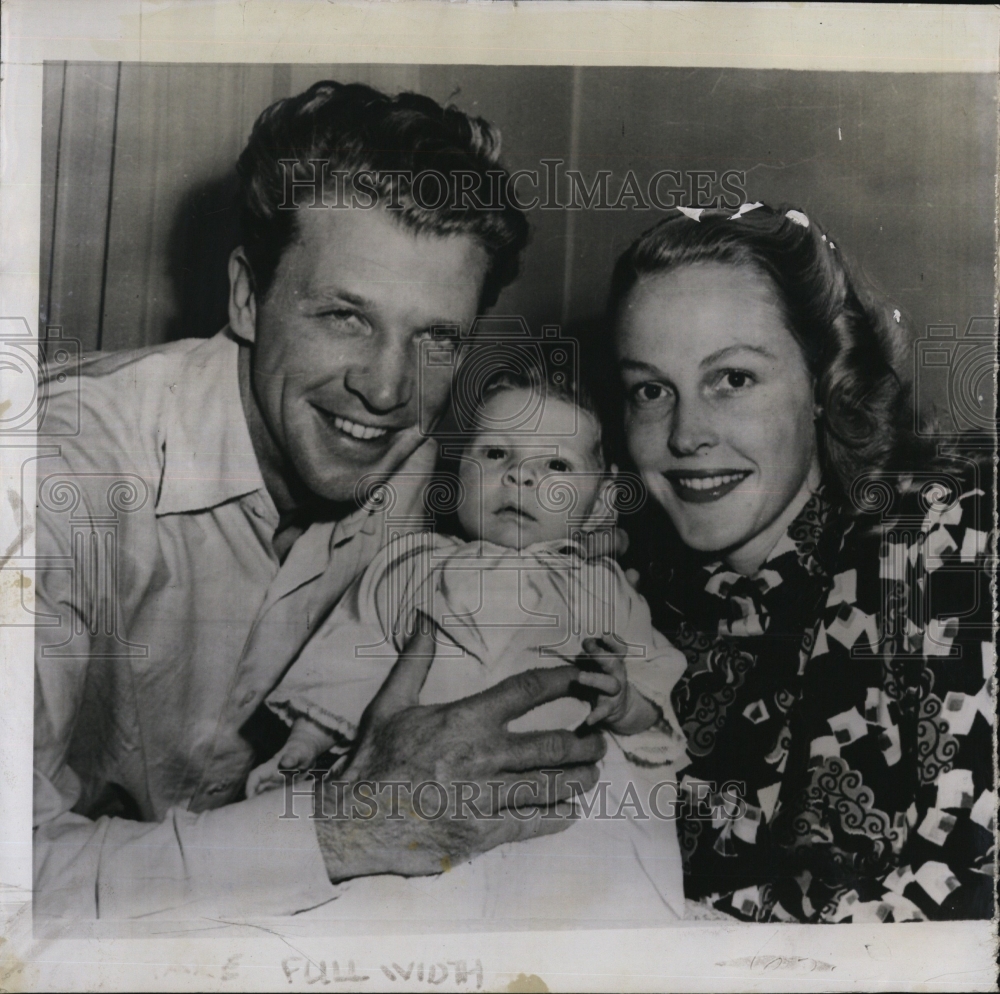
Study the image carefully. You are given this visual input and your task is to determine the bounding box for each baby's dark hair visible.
[470,366,606,467]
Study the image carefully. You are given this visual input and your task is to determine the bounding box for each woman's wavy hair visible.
[236,80,530,307]
[607,204,931,508]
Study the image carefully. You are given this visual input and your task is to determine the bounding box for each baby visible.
[249,370,689,923]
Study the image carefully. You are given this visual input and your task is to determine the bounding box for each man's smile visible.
[311,403,403,447]
[332,413,389,441]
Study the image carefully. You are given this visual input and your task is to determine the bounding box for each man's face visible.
[249,207,489,502]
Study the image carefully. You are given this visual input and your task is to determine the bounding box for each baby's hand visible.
[246,737,318,797]
[576,636,658,734]
[577,636,632,728]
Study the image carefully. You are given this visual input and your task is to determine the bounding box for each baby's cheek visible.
[533,517,574,544]
[456,479,484,533]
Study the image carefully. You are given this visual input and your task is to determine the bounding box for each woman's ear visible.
[228,247,257,344]
[811,376,823,419]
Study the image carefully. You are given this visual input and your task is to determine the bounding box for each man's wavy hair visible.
[236,80,530,306]
[608,204,927,507]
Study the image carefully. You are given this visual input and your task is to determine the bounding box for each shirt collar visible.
[518,537,597,560]
[262,438,442,610]
[155,329,267,516]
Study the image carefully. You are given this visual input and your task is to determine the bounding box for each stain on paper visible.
[506,974,549,993]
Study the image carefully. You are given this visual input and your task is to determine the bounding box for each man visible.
[33,81,604,918]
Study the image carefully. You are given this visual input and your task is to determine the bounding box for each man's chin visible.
[296,441,424,507]
[476,520,548,550]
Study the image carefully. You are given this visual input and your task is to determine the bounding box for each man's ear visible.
[228,247,257,344]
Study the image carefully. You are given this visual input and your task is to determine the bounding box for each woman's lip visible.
[663,470,752,504]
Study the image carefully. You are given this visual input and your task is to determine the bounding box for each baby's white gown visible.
[269,533,688,926]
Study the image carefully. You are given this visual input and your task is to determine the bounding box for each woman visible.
[609,204,994,922]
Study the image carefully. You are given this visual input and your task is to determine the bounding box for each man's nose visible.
[343,338,413,414]
[668,397,718,456]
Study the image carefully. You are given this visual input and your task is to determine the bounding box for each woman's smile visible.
[604,204,993,924]
[616,261,822,574]
[663,468,752,503]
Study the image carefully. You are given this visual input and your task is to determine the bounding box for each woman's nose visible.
[668,398,718,456]
[344,339,413,414]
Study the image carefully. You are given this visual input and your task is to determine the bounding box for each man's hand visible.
[313,619,606,881]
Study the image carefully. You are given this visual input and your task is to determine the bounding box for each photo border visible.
[1,2,997,991]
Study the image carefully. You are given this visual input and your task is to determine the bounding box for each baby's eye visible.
[485,447,506,460]
[547,458,572,473]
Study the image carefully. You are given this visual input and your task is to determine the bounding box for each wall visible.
[40,63,997,416]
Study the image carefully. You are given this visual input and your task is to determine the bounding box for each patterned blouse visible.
[627,466,995,922]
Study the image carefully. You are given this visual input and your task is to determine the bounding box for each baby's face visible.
[457,389,605,549]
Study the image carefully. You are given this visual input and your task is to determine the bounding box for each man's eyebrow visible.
[309,287,373,308]
[700,344,776,366]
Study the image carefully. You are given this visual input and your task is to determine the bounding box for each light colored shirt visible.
[268,532,689,922]
[33,328,434,918]
[272,532,687,751]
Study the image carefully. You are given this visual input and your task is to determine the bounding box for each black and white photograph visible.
[1,2,997,990]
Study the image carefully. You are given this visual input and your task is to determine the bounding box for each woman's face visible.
[616,261,822,574]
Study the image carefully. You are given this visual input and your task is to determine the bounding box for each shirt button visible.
[241,690,257,707]
[250,504,264,519]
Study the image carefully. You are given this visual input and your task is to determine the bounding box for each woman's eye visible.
[630,382,671,405]
[547,459,571,473]
[716,369,754,392]
[485,447,506,460]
